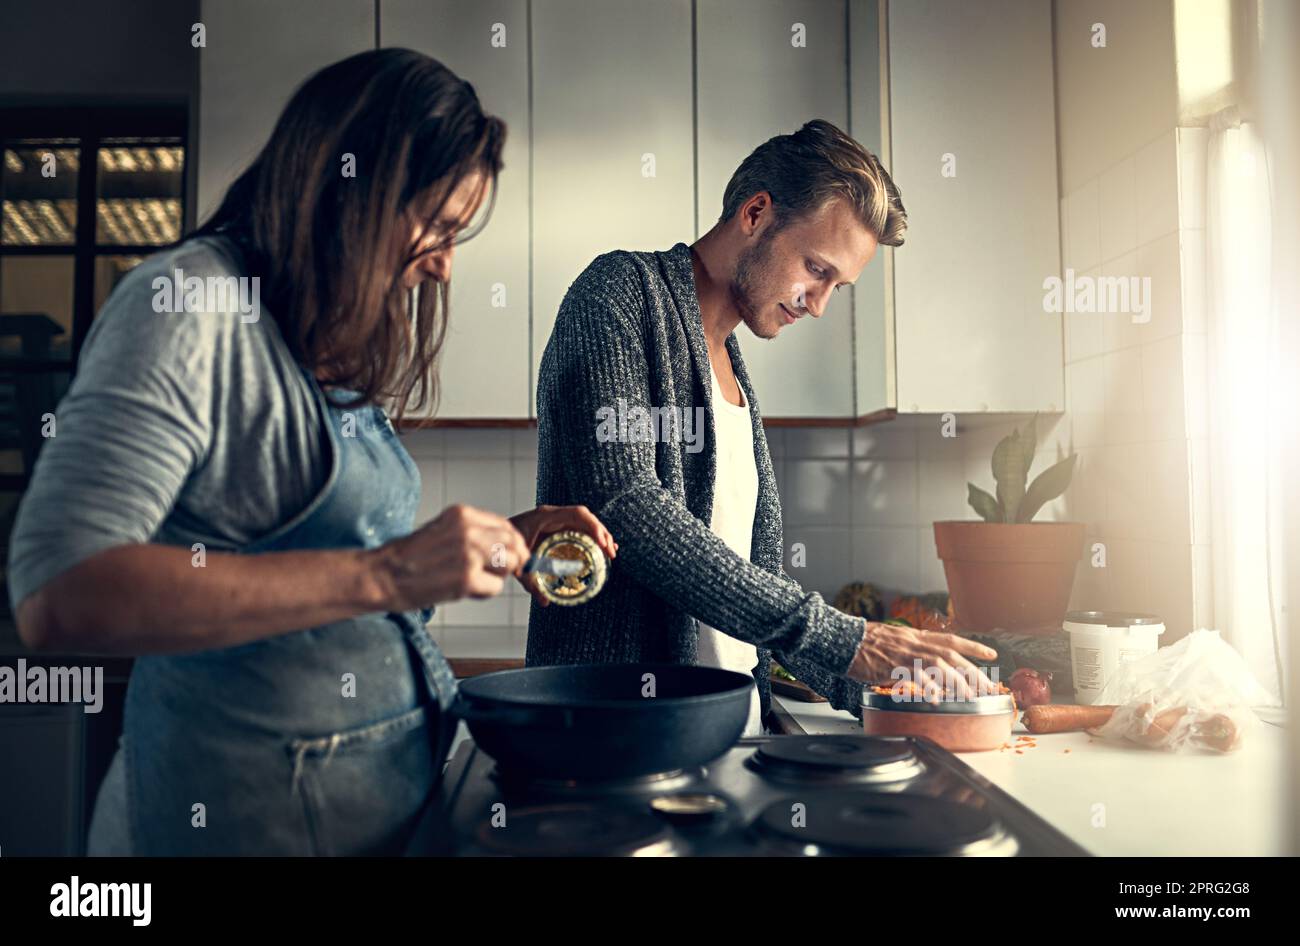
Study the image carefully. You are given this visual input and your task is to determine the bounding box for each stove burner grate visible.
[491,765,703,800]
[746,735,925,785]
[474,803,681,857]
[753,791,1018,857]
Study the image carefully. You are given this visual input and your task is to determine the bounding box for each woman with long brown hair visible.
[7,48,614,855]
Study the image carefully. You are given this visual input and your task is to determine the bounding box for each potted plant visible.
[933,416,1084,634]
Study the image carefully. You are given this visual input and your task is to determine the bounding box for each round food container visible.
[533,530,608,606]
[1063,611,1164,705]
[860,689,1016,752]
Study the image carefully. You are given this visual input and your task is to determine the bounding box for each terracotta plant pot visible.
[933,521,1086,635]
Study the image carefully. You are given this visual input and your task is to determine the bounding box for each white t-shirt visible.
[696,359,763,736]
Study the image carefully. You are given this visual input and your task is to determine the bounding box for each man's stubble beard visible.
[728,227,781,341]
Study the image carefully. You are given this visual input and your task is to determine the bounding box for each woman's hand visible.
[371,504,532,611]
[509,504,618,606]
[846,621,1000,701]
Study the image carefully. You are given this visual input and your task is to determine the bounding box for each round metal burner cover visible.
[756,792,1004,856]
[476,804,675,856]
[755,735,916,770]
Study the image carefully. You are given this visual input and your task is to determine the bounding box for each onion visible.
[1009,668,1053,707]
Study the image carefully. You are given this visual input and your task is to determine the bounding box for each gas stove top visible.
[406,734,1090,857]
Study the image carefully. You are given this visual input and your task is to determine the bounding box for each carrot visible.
[1194,714,1241,752]
[1022,703,1119,734]
[1127,704,1189,747]
[1129,705,1241,752]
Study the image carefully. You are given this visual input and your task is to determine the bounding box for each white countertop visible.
[773,695,1291,857]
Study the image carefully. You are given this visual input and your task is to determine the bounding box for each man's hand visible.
[509,504,619,605]
[846,621,1000,701]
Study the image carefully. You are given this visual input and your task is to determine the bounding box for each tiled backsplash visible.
[1058,125,1210,642]
[403,428,538,658]
[412,419,1071,658]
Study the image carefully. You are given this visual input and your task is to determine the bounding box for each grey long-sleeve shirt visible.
[8,236,326,615]
[525,242,865,719]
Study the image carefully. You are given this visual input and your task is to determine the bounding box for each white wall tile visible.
[917,459,970,525]
[510,427,539,460]
[852,422,917,460]
[1069,547,1110,612]
[445,458,514,514]
[511,594,534,628]
[442,624,524,658]
[1146,542,1193,637]
[1066,445,1106,533]
[1036,412,1073,457]
[914,420,965,460]
[1099,156,1138,262]
[850,460,918,528]
[439,594,512,629]
[1065,267,1105,363]
[1136,230,1183,341]
[1102,347,1145,445]
[852,527,920,594]
[412,458,445,526]
[1136,129,1180,244]
[1066,179,1101,272]
[783,526,854,597]
[1141,334,1186,442]
[781,459,855,526]
[1144,439,1192,545]
[512,457,538,514]
[442,429,513,459]
[1100,250,1140,352]
[1103,538,1151,613]
[1066,357,1105,448]
[402,429,444,460]
[915,526,946,590]
[783,427,851,459]
[1102,442,1149,539]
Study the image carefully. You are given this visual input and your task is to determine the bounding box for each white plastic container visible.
[1064,611,1165,705]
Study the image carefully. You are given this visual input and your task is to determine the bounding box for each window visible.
[0,106,188,492]
[0,107,188,618]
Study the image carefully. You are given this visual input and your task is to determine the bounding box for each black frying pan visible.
[451,663,755,779]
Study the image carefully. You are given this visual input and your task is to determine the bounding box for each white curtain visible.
[1205,106,1287,706]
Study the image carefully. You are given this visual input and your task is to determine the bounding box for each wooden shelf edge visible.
[448,657,525,678]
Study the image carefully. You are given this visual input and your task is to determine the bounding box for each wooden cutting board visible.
[769,675,829,703]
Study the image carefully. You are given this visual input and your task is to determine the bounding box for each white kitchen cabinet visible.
[696,0,859,419]
[380,0,531,420]
[885,0,1063,413]
[197,0,374,218]
[696,0,1062,419]
[850,0,892,416]
[530,0,696,405]
[194,0,1062,423]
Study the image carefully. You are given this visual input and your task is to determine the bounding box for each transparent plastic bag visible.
[1091,630,1273,752]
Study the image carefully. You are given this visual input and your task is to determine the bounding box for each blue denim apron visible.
[114,369,459,855]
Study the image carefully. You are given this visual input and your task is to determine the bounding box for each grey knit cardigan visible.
[526,241,865,721]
